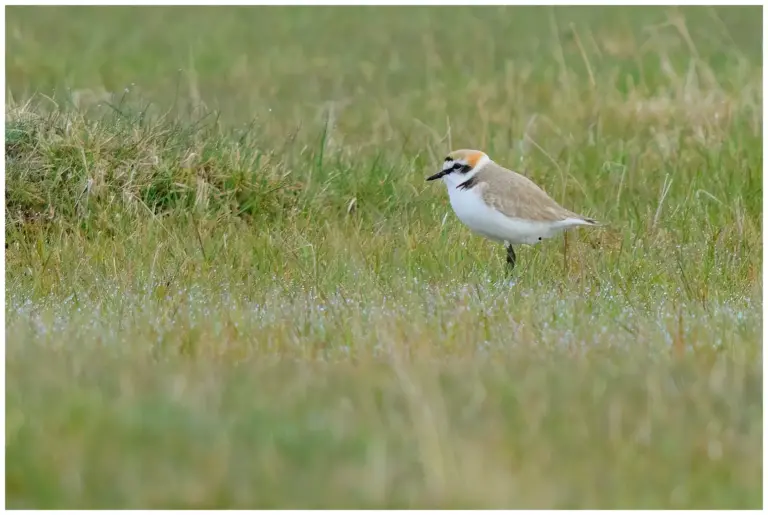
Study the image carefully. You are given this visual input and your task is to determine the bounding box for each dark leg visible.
[505,244,516,270]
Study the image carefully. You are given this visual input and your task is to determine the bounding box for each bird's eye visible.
[453,163,463,170]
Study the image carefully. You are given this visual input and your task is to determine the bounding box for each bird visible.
[426,149,602,270]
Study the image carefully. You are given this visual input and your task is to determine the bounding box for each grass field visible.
[5,5,763,509]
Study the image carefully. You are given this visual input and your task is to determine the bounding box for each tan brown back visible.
[472,161,585,222]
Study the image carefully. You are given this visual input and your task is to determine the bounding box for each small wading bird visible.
[426,149,602,270]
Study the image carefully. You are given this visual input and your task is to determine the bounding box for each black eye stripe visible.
[442,158,471,173]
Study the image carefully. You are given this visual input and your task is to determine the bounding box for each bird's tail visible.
[560,214,606,228]
[581,216,605,226]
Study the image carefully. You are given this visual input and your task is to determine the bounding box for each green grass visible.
[5,5,763,509]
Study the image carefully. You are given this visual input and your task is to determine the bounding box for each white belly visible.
[447,185,561,245]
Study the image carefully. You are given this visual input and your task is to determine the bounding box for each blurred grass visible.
[5,5,763,509]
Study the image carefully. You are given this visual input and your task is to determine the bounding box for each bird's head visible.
[426,149,490,185]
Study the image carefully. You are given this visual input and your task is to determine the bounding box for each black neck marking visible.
[457,175,479,190]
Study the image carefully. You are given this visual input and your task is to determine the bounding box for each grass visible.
[5,5,763,509]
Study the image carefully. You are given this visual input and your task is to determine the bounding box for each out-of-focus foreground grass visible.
[5,6,762,508]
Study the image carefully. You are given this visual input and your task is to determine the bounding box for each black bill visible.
[426,169,449,181]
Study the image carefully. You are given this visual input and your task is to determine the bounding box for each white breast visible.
[445,181,561,245]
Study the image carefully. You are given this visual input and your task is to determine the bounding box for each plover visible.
[426,149,601,269]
